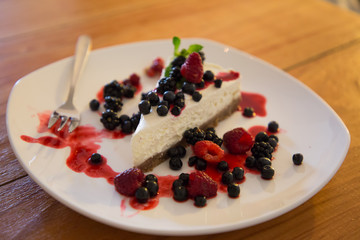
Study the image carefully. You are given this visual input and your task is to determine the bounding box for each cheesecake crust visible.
[136,95,241,172]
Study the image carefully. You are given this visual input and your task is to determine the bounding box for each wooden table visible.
[1,0,360,239]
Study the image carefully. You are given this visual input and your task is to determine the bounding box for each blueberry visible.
[194,196,207,207]
[135,187,150,203]
[179,173,190,186]
[157,105,168,116]
[245,156,256,168]
[88,153,102,165]
[167,147,179,157]
[203,70,214,81]
[138,100,151,115]
[217,161,229,172]
[192,91,202,102]
[255,132,269,142]
[174,98,185,108]
[158,100,169,109]
[163,91,176,103]
[172,179,184,190]
[145,174,158,183]
[146,91,160,106]
[214,79,222,88]
[268,121,279,133]
[119,114,130,125]
[169,157,183,170]
[196,80,205,89]
[89,99,100,111]
[175,91,185,99]
[221,171,234,185]
[177,146,186,158]
[188,156,198,167]
[227,183,240,198]
[243,107,255,117]
[195,158,207,171]
[269,134,279,143]
[268,138,278,148]
[121,120,133,134]
[171,106,181,116]
[144,180,159,197]
[182,82,196,95]
[261,165,275,179]
[256,157,272,170]
[232,167,244,181]
[293,153,303,165]
[173,186,188,202]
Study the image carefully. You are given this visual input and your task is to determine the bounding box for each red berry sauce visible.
[239,92,267,117]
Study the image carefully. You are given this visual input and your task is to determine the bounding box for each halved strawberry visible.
[193,140,224,162]
[223,127,254,154]
[187,171,218,199]
[114,168,145,197]
[180,52,203,83]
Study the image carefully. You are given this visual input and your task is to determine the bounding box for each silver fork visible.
[48,35,92,133]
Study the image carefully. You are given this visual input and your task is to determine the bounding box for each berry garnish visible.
[223,128,254,154]
[255,157,272,170]
[180,52,204,83]
[146,57,165,77]
[89,99,100,111]
[255,132,269,142]
[144,180,159,197]
[114,168,145,197]
[232,167,244,181]
[100,110,120,130]
[173,186,188,202]
[145,174,158,183]
[221,171,234,185]
[169,157,183,170]
[203,70,214,81]
[138,100,151,115]
[192,91,202,102]
[171,106,181,116]
[245,156,256,168]
[251,141,274,159]
[163,91,176,103]
[195,158,207,171]
[121,120,133,134]
[293,153,303,165]
[196,80,205,89]
[187,171,217,199]
[179,173,190,186]
[129,73,140,86]
[182,82,196,95]
[135,187,150,203]
[123,85,136,98]
[188,156,198,167]
[156,104,168,116]
[104,96,123,112]
[171,56,186,68]
[261,165,275,179]
[193,140,224,163]
[147,91,160,106]
[227,183,240,198]
[174,98,185,108]
[214,79,222,88]
[88,153,102,165]
[172,179,184,190]
[103,80,124,98]
[268,121,279,133]
[243,107,255,117]
[194,196,207,207]
[217,161,229,172]
[183,127,205,145]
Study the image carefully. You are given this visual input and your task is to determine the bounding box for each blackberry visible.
[174,98,185,108]
[135,187,149,203]
[213,137,223,147]
[173,186,188,202]
[245,156,256,168]
[121,120,133,134]
[147,91,160,106]
[157,104,168,116]
[195,158,207,171]
[88,153,102,165]
[251,141,274,159]
[171,56,186,67]
[89,99,100,111]
[292,153,303,165]
[100,110,120,130]
[188,156,198,167]
[104,96,123,112]
[182,82,196,95]
[169,66,182,82]
[221,171,234,185]
[217,161,229,172]
[214,79,222,88]
[157,77,176,94]
[145,174,158,183]
[183,127,205,145]
[196,80,205,89]
[269,134,279,143]
[232,167,244,181]
[119,114,130,125]
[123,85,136,98]
[255,132,269,143]
[243,107,255,117]
[227,183,240,198]
[171,106,181,116]
[268,138,278,148]
[261,165,275,179]
[103,80,124,98]
[194,196,206,207]
[144,180,159,197]
[169,157,183,170]
[203,70,214,81]
[192,91,202,102]
[179,173,190,186]
[138,100,151,115]
[255,157,272,170]
[268,121,279,133]
[163,91,176,103]
[172,179,184,189]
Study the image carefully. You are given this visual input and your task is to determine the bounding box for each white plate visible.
[6,38,350,236]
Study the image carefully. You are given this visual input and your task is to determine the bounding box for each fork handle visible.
[65,35,92,105]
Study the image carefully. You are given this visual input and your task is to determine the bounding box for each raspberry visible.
[187,171,218,199]
[180,52,203,83]
[223,128,254,154]
[114,168,145,197]
[193,140,224,163]
[146,57,164,77]
[129,73,140,86]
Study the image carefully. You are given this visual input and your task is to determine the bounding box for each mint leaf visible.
[173,36,181,55]
[187,44,203,54]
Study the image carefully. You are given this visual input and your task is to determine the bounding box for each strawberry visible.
[114,168,145,197]
[223,127,254,154]
[193,140,224,162]
[187,171,218,199]
[180,52,203,83]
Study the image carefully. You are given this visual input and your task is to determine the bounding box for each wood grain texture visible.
[1,0,360,239]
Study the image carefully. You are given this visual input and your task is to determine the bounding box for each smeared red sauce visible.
[215,71,240,81]
[240,92,267,117]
